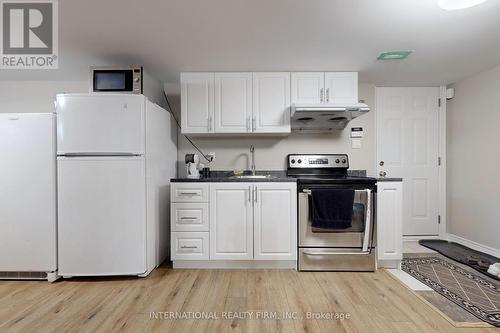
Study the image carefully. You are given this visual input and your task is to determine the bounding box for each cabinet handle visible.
[320,88,324,103]
[248,186,252,202]
[179,192,199,196]
[209,116,213,132]
[252,116,256,132]
[254,186,257,203]
[326,88,330,103]
[180,245,198,249]
[246,116,250,132]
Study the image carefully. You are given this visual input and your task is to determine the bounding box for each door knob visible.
[379,171,387,177]
[379,161,384,166]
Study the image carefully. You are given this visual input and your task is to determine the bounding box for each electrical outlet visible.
[206,152,216,162]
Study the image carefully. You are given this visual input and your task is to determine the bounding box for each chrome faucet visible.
[250,145,256,176]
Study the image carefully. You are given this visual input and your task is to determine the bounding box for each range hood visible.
[291,103,370,132]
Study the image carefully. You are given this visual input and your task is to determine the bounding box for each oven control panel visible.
[288,154,349,168]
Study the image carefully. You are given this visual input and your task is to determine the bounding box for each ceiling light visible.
[377,51,412,60]
[438,0,488,11]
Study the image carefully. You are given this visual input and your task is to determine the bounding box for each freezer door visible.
[57,156,147,276]
[0,114,57,272]
[56,94,145,155]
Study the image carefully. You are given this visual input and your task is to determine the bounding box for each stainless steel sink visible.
[228,174,276,179]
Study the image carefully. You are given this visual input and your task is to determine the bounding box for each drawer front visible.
[171,183,209,202]
[171,232,209,260]
[171,203,209,232]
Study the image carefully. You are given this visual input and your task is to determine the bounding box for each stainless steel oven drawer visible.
[298,248,376,271]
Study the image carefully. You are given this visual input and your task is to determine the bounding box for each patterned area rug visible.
[402,257,500,327]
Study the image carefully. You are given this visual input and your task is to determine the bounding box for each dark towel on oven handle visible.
[310,188,355,229]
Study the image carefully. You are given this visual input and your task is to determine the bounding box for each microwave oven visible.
[90,66,143,94]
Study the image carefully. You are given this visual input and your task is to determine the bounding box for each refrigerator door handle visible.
[58,152,142,157]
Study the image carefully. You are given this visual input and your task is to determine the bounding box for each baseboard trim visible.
[377,260,401,269]
[403,235,440,241]
[173,260,297,269]
[445,233,500,258]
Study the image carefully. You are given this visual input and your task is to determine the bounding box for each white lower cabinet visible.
[170,182,297,264]
[254,184,297,260]
[210,183,254,260]
[377,181,403,265]
[171,232,209,260]
[171,203,209,232]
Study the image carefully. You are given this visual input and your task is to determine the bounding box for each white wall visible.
[0,81,88,113]
[447,65,500,250]
[173,83,375,176]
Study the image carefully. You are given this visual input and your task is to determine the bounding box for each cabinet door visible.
[291,72,324,104]
[181,73,214,134]
[377,182,403,261]
[214,72,252,133]
[210,183,253,259]
[254,183,297,260]
[324,72,358,104]
[253,72,291,133]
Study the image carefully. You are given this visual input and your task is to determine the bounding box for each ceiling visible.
[3,0,500,86]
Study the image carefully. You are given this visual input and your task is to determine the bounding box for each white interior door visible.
[376,87,440,236]
[57,156,146,276]
[0,114,56,272]
[214,72,252,133]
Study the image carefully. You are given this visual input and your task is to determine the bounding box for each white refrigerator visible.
[0,113,57,281]
[56,94,176,277]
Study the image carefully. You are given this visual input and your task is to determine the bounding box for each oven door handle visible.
[302,250,371,256]
[362,189,372,253]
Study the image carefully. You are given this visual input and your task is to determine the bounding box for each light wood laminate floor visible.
[0,265,497,333]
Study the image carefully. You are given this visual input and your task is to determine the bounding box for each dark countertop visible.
[171,170,296,183]
[172,170,399,183]
[375,177,403,182]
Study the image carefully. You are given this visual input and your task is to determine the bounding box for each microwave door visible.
[93,70,133,92]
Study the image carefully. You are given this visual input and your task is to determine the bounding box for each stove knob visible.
[342,159,346,163]
[291,159,296,164]
[335,159,340,163]
[297,159,302,164]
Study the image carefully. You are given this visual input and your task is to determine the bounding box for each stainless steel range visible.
[287,154,377,271]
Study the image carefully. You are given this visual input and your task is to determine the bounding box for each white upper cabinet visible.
[291,72,358,105]
[181,73,214,134]
[253,72,291,133]
[291,72,324,104]
[324,72,358,104]
[214,72,252,133]
[181,71,358,135]
[254,183,297,260]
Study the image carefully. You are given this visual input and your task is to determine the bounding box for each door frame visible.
[374,86,447,238]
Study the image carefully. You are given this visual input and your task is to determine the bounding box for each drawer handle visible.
[179,192,199,196]
[180,245,198,249]
[303,251,370,256]
[179,217,197,220]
